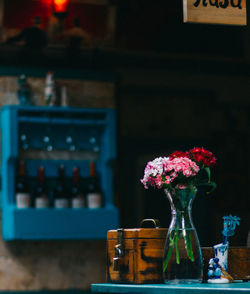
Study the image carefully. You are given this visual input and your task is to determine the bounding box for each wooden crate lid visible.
[107,228,167,239]
[107,219,168,239]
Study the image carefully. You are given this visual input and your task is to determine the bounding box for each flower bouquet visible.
[141,147,216,192]
[141,147,216,283]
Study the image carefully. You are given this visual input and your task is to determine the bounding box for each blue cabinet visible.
[1,105,119,240]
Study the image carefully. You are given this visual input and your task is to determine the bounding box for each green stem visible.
[163,227,195,273]
[187,230,194,261]
[163,243,174,272]
[163,230,178,272]
[183,229,194,262]
[175,234,180,264]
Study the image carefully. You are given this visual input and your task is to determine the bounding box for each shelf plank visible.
[3,206,119,240]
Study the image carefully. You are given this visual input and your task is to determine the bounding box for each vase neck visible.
[164,188,196,230]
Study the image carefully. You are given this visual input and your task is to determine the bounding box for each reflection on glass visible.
[65,131,76,151]
[89,137,96,144]
[20,133,29,150]
[43,126,53,151]
[66,136,72,144]
[89,136,99,152]
[93,145,100,152]
[69,144,76,151]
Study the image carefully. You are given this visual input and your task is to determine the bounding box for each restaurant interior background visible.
[0,0,249,291]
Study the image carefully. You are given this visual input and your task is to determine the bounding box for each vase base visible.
[207,278,230,284]
[164,279,202,284]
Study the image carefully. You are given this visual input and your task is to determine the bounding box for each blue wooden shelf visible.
[3,206,119,240]
[1,105,119,240]
[91,282,250,294]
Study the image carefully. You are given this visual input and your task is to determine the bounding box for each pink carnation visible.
[140,156,199,189]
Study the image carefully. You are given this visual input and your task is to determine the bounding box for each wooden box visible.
[106,219,168,284]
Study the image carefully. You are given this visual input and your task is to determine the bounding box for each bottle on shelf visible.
[34,166,49,208]
[61,86,69,107]
[86,161,102,208]
[44,71,56,106]
[71,167,85,208]
[16,160,30,208]
[17,74,31,106]
[54,164,69,208]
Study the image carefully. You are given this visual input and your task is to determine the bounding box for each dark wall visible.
[116,0,246,57]
[116,68,250,247]
[114,1,250,247]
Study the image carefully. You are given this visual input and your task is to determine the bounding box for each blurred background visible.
[0,0,249,291]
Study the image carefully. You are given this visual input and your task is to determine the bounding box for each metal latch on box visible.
[112,228,124,271]
[112,219,160,271]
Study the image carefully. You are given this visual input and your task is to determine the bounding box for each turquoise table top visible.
[91,282,250,294]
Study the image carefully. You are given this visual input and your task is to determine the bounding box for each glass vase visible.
[163,187,203,284]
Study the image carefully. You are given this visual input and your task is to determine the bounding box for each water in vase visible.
[163,228,203,284]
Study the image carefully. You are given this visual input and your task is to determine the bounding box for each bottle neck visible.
[58,165,65,181]
[89,162,96,178]
[73,167,79,184]
[38,167,44,183]
[19,160,25,177]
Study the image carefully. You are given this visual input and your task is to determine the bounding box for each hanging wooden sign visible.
[183,0,247,26]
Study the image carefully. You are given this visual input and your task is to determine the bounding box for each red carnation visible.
[187,147,216,166]
[170,151,188,159]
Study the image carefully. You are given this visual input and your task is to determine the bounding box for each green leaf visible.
[206,182,217,194]
[204,167,211,182]
[197,181,217,194]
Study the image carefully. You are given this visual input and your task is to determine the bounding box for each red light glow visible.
[53,0,68,13]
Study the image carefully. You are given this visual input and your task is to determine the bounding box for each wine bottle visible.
[16,160,30,208]
[34,166,49,208]
[54,164,69,208]
[45,71,56,106]
[86,162,102,208]
[17,74,31,106]
[71,167,85,208]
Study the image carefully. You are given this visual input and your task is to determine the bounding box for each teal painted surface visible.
[91,282,250,294]
[0,292,91,294]
[1,105,119,240]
